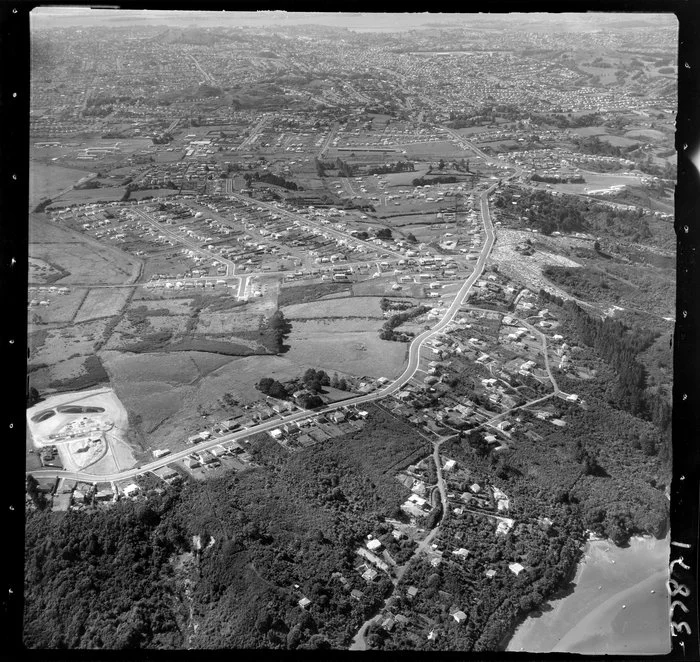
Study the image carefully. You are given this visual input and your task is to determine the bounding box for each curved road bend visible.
[27,183,500,485]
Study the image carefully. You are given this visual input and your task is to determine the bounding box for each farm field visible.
[128,297,195,315]
[142,315,192,334]
[352,277,426,298]
[401,141,469,157]
[104,352,300,451]
[282,296,384,319]
[277,282,352,307]
[28,257,65,284]
[196,309,263,334]
[28,356,91,391]
[624,128,667,141]
[569,126,612,137]
[52,187,127,205]
[129,188,182,200]
[29,163,92,207]
[291,318,382,335]
[28,287,89,324]
[73,287,133,322]
[101,350,241,449]
[452,126,492,137]
[284,328,407,379]
[597,135,640,148]
[29,234,141,285]
[380,167,431,186]
[547,172,644,196]
[28,319,108,367]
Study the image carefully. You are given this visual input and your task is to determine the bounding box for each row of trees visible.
[268,310,292,352]
[244,171,301,191]
[379,306,430,341]
[366,161,415,175]
[411,176,458,187]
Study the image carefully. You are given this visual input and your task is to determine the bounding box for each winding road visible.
[27,181,501,486]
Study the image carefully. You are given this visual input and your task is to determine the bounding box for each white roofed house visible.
[452,610,468,624]
[367,538,382,552]
[122,484,140,498]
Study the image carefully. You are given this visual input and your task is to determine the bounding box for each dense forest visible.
[24,406,429,650]
[539,289,671,433]
[24,496,188,648]
[494,187,654,241]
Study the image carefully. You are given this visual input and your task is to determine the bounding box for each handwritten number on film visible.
[669,542,692,641]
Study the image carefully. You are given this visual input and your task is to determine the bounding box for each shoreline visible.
[497,539,587,651]
[501,533,670,653]
[552,568,670,654]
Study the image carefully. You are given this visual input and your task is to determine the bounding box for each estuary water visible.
[506,534,670,655]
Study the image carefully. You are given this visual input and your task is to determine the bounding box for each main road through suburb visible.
[28,175,505,485]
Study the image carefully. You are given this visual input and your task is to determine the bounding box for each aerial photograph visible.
[24,9,676,653]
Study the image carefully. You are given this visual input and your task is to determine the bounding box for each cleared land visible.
[29,163,92,207]
[282,296,384,319]
[195,309,263,334]
[28,288,89,324]
[29,225,141,285]
[102,351,297,451]
[284,329,407,379]
[26,387,136,473]
[51,187,127,206]
[73,287,133,322]
[28,319,109,367]
[290,318,381,334]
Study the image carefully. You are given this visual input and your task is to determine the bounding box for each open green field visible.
[29,216,142,285]
[130,188,182,200]
[128,297,195,315]
[27,287,88,324]
[453,127,492,137]
[290,318,380,335]
[52,187,127,205]
[380,166,431,186]
[597,135,640,148]
[195,309,263,334]
[28,319,109,368]
[282,295,384,319]
[101,349,238,448]
[548,172,643,196]
[623,128,667,141]
[277,282,351,307]
[401,141,468,157]
[352,277,425,298]
[73,287,133,322]
[102,351,302,451]
[29,162,92,207]
[30,240,141,285]
[285,328,407,379]
[28,257,66,284]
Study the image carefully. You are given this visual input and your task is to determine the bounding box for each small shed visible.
[452,610,468,624]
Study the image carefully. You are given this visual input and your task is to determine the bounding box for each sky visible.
[30,9,678,33]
